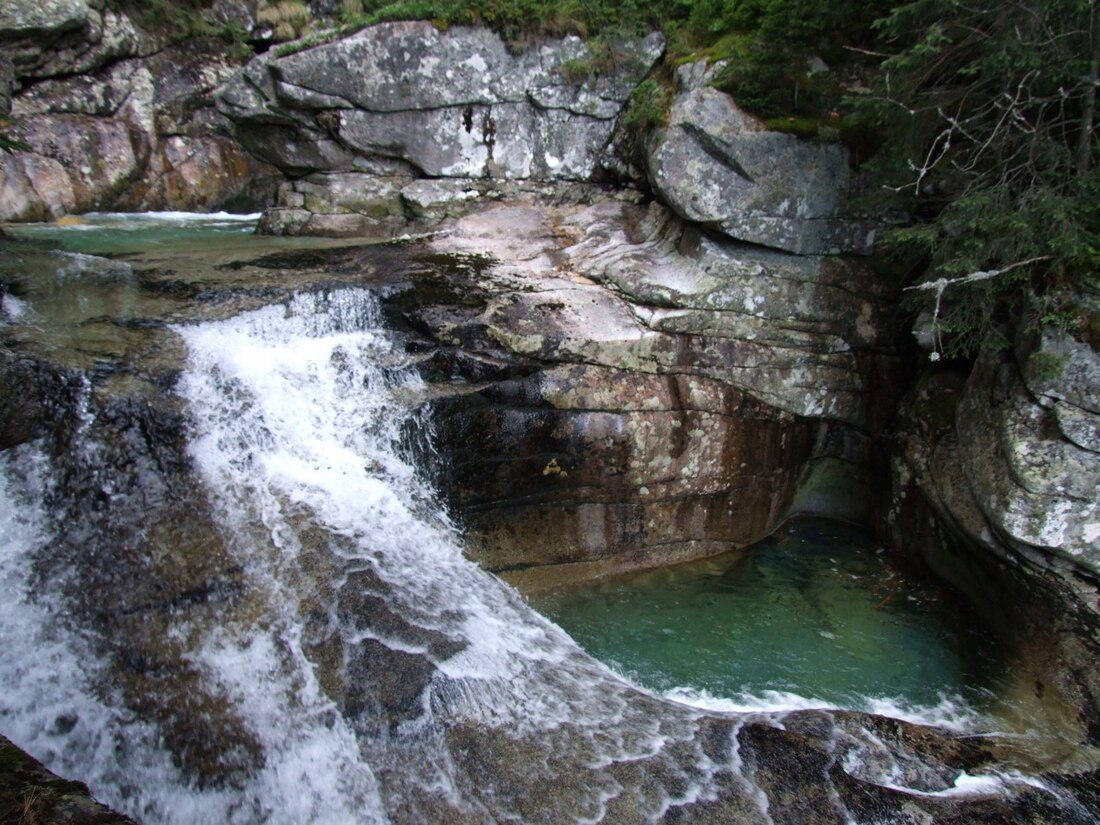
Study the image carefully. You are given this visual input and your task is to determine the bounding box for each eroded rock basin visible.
[530,517,1091,773]
[1,212,1097,824]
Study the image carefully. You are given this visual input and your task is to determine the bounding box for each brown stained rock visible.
[2,28,272,221]
[393,198,899,582]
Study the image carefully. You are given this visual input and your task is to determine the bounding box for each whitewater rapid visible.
[0,281,1061,824]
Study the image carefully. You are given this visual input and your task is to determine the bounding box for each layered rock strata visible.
[215,31,871,259]
[381,197,901,585]
[1,231,1094,822]
[214,22,667,237]
[217,22,663,179]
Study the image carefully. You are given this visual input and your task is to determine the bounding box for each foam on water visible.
[0,441,386,823]
[661,687,980,731]
[0,447,116,782]
[1,272,1068,821]
[69,211,262,227]
[0,292,29,320]
[174,289,581,687]
[171,288,753,817]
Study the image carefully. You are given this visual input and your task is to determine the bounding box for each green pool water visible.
[5,211,263,255]
[530,517,1006,719]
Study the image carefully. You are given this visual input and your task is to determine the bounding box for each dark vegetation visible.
[4,0,1095,357]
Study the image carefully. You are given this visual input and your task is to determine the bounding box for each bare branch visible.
[905,257,1052,359]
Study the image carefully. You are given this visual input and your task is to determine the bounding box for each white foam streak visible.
[189,630,385,825]
[1,293,30,320]
[663,687,983,732]
[175,289,577,688]
[0,448,115,780]
[0,444,389,825]
[86,211,262,223]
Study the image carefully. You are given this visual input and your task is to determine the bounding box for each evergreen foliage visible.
[855,0,1099,356]
[0,116,28,154]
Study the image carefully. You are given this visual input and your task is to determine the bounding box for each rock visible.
[268,22,663,117]
[1022,330,1100,414]
[3,36,276,219]
[561,200,897,424]
[0,0,91,39]
[0,735,138,824]
[646,70,872,255]
[958,354,1099,571]
[269,21,515,111]
[0,151,76,220]
[401,178,484,221]
[378,196,903,581]
[885,356,1100,756]
[126,135,263,212]
[7,5,156,80]
[0,50,14,113]
[8,113,142,211]
[217,22,665,205]
[1055,400,1100,453]
[3,222,1094,823]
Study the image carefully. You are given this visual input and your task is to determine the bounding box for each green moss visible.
[556,57,593,83]
[107,0,219,40]
[621,77,672,135]
[763,115,822,138]
[1028,351,1068,382]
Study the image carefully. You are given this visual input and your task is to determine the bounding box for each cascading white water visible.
[170,286,729,822]
[0,284,687,824]
[1,275,1069,824]
[174,288,593,707]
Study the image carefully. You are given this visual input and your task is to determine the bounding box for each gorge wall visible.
[201,22,898,586]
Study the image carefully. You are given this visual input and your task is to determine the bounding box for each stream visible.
[0,213,1094,824]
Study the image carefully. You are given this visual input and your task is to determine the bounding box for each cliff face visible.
[0,0,275,219]
[887,336,1100,746]
[390,197,900,587]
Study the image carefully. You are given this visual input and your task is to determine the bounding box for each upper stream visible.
[0,214,1091,824]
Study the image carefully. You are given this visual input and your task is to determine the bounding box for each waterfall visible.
[1,276,1070,824]
[0,286,740,823]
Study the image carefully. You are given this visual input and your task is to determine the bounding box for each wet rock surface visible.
[0,225,1096,823]
[1,734,137,825]
[377,196,905,583]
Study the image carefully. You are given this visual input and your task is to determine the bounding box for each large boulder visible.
[216,22,664,191]
[646,65,873,255]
